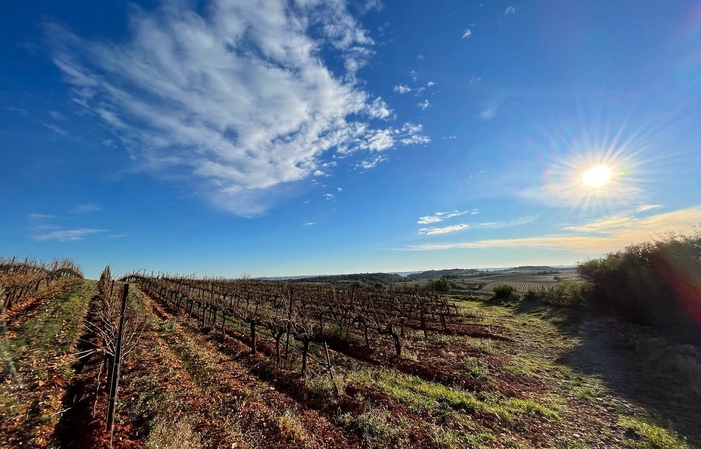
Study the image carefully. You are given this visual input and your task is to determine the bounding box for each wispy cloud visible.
[417,210,470,224]
[46,1,427,216]
[33,228,105,242]
[356,155,388,169]
[393,85,412,94]
[418,100,430,110]
[480,101,500,120]
[427,81,436,87]
[28,213,55,220]
[419,224,469,235]
[303,222,315,226]
[637,204,663,213]
[71,204,103,214]
[41,122,68,136]
[462,29,472,39]
[404,206,701,252]
[504,6,516,15]
[108,234,126,238]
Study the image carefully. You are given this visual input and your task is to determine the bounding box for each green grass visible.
[346,367,561,423]
[620,416,692,449]
[337,408,408,449]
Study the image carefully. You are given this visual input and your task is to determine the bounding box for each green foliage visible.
[576,229,701,339]
[492,284,515,299]
[430,277,451,293]
[337,408,408,449]
[542,281,593,308]
[620,416,692,449]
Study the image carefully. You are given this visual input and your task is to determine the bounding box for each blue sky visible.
[2,0,701,279]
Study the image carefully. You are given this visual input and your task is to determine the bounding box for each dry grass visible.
[145,416,203,449]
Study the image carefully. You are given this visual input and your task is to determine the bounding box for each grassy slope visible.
[459,299,699,449]
[0,280,91,448]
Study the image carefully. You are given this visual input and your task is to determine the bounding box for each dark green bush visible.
[542,281,593,308]
[430,277,451,293]
[576,229,701,341]
[492,284,515,299]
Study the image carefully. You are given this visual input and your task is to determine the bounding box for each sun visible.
[582,165,613,188]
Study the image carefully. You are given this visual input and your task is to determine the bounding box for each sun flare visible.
[582,165,613,188]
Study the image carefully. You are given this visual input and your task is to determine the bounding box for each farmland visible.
[1,263,699,449]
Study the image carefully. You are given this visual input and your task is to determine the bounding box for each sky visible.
[2,0,701,279]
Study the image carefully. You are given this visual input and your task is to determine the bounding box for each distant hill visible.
[292,272,405,285]
[511,265,556,271]
[405,268,480,281]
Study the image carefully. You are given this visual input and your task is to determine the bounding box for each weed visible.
[277,410,308,441]
[337,408,408,449]
[467,338,496,354]
[620,416,692,449]
[145,416,203,449]
[461,356,489,379]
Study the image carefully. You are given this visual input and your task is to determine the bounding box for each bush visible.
[430,277,451,293]
[523,289,545,302]
[492,284,515,299]
[577,229,701,341]
[543,281,593,308]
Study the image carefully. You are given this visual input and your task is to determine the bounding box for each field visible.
[2,269,700,449]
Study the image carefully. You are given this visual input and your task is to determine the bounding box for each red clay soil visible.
[148,293,452,449]
[147,297,369,449]
[119,288,637,449]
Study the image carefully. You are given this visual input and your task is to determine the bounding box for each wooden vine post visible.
[106,283,129,443]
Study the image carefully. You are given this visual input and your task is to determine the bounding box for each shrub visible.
[577,229,701,341]
[492,284,515,299]
[337,409,408,449]
[523,289,545,302]
[430,277,451,293]
[543,281,593,308]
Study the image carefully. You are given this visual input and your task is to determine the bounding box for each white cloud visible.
[505,6,516,14]
[393,84,412,94]
[417,54,425,60]
[404,206,701,252]
[637,204,663,212]
[462,29,472,39]
[28,213,55,220]
[323,193,334,200]
[303,222,315,226]
[356,155,387,169]
[418,100,430,110]
[443,135,457,140]
[480,101,500,120]
[33,228,105,242]
[46,0,427,216]
[337,187,343,192]
[41,122,68,136]
[417,210,469,224]
[72,204,103,213]
[48,110,66,120]
[427,81,436,87]
[419,224,469,235]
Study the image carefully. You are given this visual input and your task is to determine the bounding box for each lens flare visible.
[582,165,612,188]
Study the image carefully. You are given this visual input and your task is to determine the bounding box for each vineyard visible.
[0,257,83,312]
[2,259,699,449]
[482,281,553,293]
